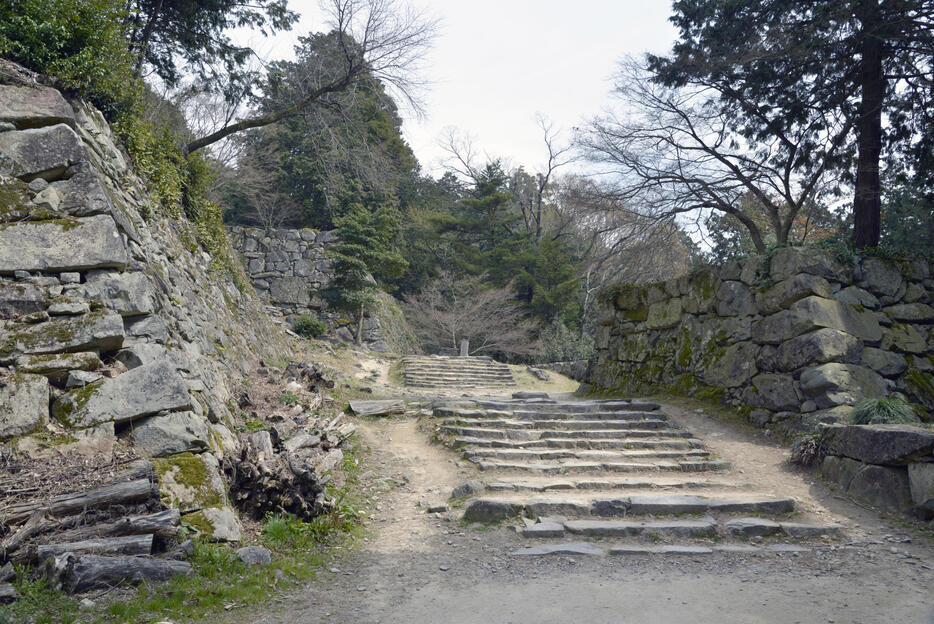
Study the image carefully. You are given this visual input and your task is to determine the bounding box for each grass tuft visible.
[851,398,920,425]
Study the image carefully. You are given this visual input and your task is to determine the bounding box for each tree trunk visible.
[133,0,164,75]
[0,479,155,525]
[356,302,365,345]
[43,553,191,594]
[35,535,153,562]
[853,1,885,249]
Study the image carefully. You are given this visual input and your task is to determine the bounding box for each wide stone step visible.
[563,517,716,538]
[462,447,711,462]
[471,458,731,474]
[461,494,794,523]
[407,381,517,388]
[484,478,751,494]
[453,436,698,451]
[476,400,660,413]
[514,411,669,422]
[510,542,813,556]
[521,517,840,540]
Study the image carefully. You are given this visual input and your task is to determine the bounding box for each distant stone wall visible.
[587,247,934,434]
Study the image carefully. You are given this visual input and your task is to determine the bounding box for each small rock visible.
[236,546,272,565]
[0,582,20,605]
[439,565,450,571]
[0,562,14,583]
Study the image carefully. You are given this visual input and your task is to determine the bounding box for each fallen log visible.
[347,400,405,417]
[0,479,154,525]
[43,553,192,593]
[35,534,153,561]
[54,509,180,545]
[1,511,47,561]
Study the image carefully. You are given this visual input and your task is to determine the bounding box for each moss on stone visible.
[153,453,225,509]
[622,307,648,322]
[54,379,105,426]
[694,385,726,404]
[182,509,216,535]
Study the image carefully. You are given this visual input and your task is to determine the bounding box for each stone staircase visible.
[402,355,515,389]
[433,394,843,557]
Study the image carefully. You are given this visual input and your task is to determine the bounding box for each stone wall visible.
[588,246,934,434]
[228,225,418,353]
[0,65,290,541]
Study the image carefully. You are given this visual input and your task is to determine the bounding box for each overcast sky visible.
[246,1,678,176]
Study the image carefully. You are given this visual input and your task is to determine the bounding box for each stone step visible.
[452,436,699,451]
[562,517,716,538]
[403,366,513,372]
[475,400,661,413]
[724,517,843,538]
[404,369,514,376]
[461,447,711,462]
[512,411,668,422]
[407,381,517,388]
[440,423,687,438]
[510,542,813,556]
[484,478,751,494]
[471,458,732,474]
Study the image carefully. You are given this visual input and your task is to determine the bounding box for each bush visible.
[851,398,920,425]
[293,315,327,339]
[539,320,594,363]
[789,433,825,468]
[0,0,141,120]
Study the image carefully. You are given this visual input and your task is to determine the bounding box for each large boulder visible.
[883,324,927,354]
[789,296,882,344]
[0,215,127,274]
[756,274,832,315]
[821,424,934,465]
[716,281,755,317]
[860,257,904,299]
[130,411,211,457]
[82,271,155,317]
[845,463,913,511]
[834,286,880,309]
[701,341,759,387]
[883,303,934,323]
[799,363,886,408]
[773,328,862,372]
[0,123,86,180]
[52,358,191,427]
[821,455,864,491]
[860,347,908,377]
[0,84,75,129]
[0,373,48,439]
[0,309,124,364]
[908,463,934,515]
[770,247,849,282]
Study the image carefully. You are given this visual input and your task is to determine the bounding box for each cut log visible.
[55,509,180,544]
[44,553,192,593]
[348,400,405,417]
[282,433,322,453]
[35,534,153,560]
[1,511,48,561]
[0,479,154,525]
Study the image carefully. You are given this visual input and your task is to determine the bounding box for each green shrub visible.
[0,0,141,120]
[539,320,594,363]
[293,315,328,339]
[851,398,920,425]
[789,433,825,468]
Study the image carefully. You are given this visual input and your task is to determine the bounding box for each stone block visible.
[0,123,85,180]
[861,347,908,377]
[0,280,45,318]
[883,303,934,322]
[860,257,904,298]
[645,298,682,329]
[0,84,75,129]
[0,373,48,439]
[800,363,886,408]
[789,296,882,344]
[770,246,849,282]
[820,424,934,465]
[716,281,755,316]
[130,411,211,457]
[834,285,880,309]
[846,463,913,511]
[0,309,124,364]
[756,274,832,315]
[883,324,927,354]
[743,373,800,411]
[908,462,934,514]
[700,341,758,387]
[821,455,864,491]
[0,215,127,274]
[773,328,861,372]
[83,270,154,317]
[52,358,191,427]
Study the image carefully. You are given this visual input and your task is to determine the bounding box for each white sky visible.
[245,0,678,176]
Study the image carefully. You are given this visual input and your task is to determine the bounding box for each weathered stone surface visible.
[860,257,904,298]
[883,303,934,322]
[236,546,271,565]
[52,359,191,427]
[756,274,832,315]
[520,522,566,538]
[743,374,800,411]
[268,277,310,306]
[451,480,485,499]
[15,352,102,379]
[725,517,781,537]
[0,310,124,364]
[0,280,46,318]
[511,542,603,556]
[124,314,169,343]
[799,363,886,408]
[0,85,75,129]
[0,373,48,439]
[47,301,88,316]
[821,424,934,465]
[883,323,927,354]
[908,463,934,514]
[185,507,241,543]
[83,271,154,316]
[0,215,127,274]
[716,281,755,317]
[788,296,882,344]
[65,370,102,388]
[0,124,86,180]
[821,455,864,491]
[846,463,913,511]
[130,411,211,457]
[461,499,524,523]
[154,452,228,512]
[834,286,880,310]
[773,329,861,372]
[770,247,849,282]
[701,341,758,387]
[645,298,682,330]
[861,347,908,377]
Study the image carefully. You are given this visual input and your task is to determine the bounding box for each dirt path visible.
[228,401,934,624]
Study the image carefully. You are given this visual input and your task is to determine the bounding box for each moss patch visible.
[153,453,225,509]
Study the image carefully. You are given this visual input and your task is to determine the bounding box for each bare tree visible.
[184,0,437,154]
[578,58,851,255]
[403,272,539,357]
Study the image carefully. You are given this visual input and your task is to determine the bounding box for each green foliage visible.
[293,315,327,339]
[278,390,299,406]
[880,178,934,259]
[0,0,141,120]
[0,564,80,623]
[539,319,594,363]
[851,398,920,425]
[262,511,357,550]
